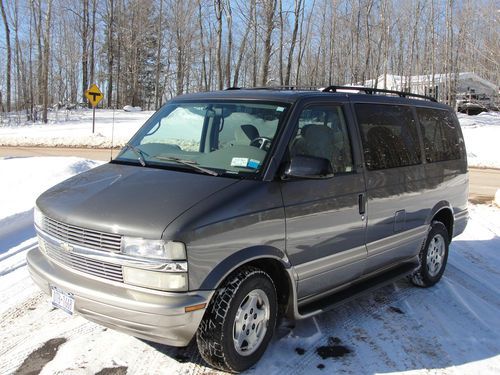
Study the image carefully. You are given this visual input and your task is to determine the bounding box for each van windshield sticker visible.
[247,159,261,169]
[276,106,285,112]
[231,157,249,167]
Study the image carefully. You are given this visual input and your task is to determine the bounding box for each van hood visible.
[36,162,239,239]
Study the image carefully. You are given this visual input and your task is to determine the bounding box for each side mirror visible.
[283,155,334,179]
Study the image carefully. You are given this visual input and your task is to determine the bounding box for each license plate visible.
[51,286,75,316]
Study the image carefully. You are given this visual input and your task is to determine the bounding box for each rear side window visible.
[355,104,421,170]
[416,107,461,162]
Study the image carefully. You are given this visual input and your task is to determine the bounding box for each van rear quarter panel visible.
[423,160,468,223]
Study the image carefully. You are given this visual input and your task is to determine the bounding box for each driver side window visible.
[290,106,354,173]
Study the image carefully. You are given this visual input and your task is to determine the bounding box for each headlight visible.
[121,237,188,291]
[34,206,44,228]
[121,237,186,260]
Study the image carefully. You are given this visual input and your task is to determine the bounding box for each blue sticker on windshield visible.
[247,159,260,169]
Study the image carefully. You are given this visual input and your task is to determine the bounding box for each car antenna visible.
[110,103,115,161]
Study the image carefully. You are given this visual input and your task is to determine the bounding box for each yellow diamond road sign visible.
[84,84,103,107]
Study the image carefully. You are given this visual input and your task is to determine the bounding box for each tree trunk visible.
[260,0,277,86]
[42,0,52,123]
[106,0,114,107]
[233,0,254,87]
[0,0,11,112]
[278,0,283,85]
[214,0,223,90]
[82,0,89,104]
[154,0,163,107]
[285,0,302,86]
[198,0,208,90]
[89,0,96,86]
[33,1,43,106]
[252,1,257,87]
[224,0,232,88]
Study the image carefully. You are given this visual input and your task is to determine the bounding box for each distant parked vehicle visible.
[28,86,468,372]
[457,91,498,115]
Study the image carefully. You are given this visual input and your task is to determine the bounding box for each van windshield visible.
[115,101,289,177]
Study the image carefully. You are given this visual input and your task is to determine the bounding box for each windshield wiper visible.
[152,155,219,176]
[124,143,147,167]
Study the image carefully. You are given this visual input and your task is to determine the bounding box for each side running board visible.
[297,262,417,318]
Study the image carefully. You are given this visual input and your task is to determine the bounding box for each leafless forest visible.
[0,0,498,122]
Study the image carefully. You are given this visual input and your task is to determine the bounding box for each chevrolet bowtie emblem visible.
[61,242,74,252]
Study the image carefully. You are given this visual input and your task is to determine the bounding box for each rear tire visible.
[196,266,277,373]
[410,221,449,287]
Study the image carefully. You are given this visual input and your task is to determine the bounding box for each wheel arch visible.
[198,246,295,316]
[427,201,454,242]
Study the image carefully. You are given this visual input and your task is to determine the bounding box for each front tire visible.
[196,266,277,373]
[410,221,450,287]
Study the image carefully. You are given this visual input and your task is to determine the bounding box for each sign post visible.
[84,84,104,133]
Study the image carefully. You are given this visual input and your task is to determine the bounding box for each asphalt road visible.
[1,146,498,202]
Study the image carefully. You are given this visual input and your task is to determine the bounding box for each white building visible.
[362,73,498,110]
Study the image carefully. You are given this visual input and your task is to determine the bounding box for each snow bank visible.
[494,189,500,208]
[123,105,142,112]
[0,157,102,220]
[458,111,500,169]
[0,157,103,321]
[0,109,153,148]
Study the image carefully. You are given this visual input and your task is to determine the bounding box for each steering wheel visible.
[250,137,272,150]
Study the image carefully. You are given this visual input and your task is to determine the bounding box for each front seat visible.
[234,124,260,145]
[291,124,336,162]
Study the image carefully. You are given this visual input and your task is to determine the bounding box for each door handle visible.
[358,193,366,215]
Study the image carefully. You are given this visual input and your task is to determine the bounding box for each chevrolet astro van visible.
[27,86,468,372]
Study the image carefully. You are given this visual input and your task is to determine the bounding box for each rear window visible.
[416,107,461,162]
[355,104,421,170]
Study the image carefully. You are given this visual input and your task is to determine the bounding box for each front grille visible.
[42,216,122,252]
[40,237,124,283]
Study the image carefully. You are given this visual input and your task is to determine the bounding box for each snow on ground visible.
[458,112,500,169]
[0,108,499,168]
[0,157,103,317]
[0,109,153,148]
[0,157,499,374]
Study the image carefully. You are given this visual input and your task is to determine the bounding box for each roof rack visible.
[225,85,437,102]
[322,85,437,102]
[226,86,321,91]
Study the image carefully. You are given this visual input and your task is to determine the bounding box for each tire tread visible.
[196,266,275,373]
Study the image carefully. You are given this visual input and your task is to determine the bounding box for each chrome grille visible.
[42,216,122,252]
[40,237,123,283]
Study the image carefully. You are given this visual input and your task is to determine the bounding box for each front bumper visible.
[27,248,213,347]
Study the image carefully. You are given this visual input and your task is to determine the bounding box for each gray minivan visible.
[27,86,468,372]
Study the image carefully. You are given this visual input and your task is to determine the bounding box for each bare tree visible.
[285,0,302,86]
[154,0,163,107]
[198,0,208,90]
[260,0,277,86]
[81,0,89,103]
[41,0,52,123]
[233,0,254,87]
[224,0,232,88]
[214,0,223,90]
[105,0,114,107]
[89,0,97,87]
[0,0,11,112]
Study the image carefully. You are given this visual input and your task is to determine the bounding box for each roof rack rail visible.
[322,85,437,102]
[225,86,322,91]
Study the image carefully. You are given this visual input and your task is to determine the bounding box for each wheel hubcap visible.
[233,289,270,356]
[426,234,446,277]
